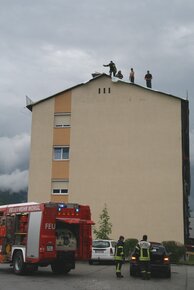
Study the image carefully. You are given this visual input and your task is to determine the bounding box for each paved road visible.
[0,262,194,290]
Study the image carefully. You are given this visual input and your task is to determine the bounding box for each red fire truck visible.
[0,202,94,275]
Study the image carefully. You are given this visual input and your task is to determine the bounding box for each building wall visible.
[68,77,184,243]
[28,98,54,202]
[28,76,185,243]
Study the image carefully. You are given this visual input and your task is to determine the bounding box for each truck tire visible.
[13,251,26,275]
[51,262,67,274]
[26,264,38,273]
[64,266,71,274]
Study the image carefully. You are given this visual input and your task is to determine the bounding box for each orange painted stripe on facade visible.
[51,91,72,188]
[52,161,69,179]
[51,195,69,203]
[54,91,71,112]
[53,128,70,145]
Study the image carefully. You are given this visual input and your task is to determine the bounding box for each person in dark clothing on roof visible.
[129,68,135,83]
[103,61,117,77]
[145,70,152,88]
[116,70,123,79]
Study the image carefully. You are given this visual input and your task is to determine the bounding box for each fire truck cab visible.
[0,202,94,275]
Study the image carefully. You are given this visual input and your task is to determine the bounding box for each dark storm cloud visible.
[0,0,194,196]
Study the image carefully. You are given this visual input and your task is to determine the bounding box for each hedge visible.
[162,241,186,263]
[124,238,138,259]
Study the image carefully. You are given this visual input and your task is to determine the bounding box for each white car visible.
[89,239,117,264]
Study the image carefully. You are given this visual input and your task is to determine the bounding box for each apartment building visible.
[27,74,190,243]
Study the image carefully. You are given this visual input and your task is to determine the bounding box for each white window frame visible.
[52,188,69,195]
[54,113,71,128]
[52,180,69,196]
[53,146,70,160]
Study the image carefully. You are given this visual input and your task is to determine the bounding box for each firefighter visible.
[115,70,123,79]
[114,235,125,278]
[103,61,117,77]
[135,234,151,280]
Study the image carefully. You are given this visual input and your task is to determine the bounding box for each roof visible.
[26,73,187,111]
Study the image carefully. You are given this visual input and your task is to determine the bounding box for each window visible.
[52,180,69,195]
[52,188,68,195]
[54,113,71,127]
[54,147,69,160]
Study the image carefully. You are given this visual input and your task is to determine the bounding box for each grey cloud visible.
[0,134,30,174]
[0,169,28,193]
[0,0,194,206]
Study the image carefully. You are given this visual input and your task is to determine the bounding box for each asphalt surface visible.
[0,262,194,290]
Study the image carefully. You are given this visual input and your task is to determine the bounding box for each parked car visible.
[129,242,171,278]
[89,239,116,264]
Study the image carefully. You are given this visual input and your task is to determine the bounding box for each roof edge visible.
[26,73,110,111]
[26,73,187,111]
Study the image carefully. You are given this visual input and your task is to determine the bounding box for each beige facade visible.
[27,74,190,244]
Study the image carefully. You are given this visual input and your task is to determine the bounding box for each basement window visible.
[52,189,69,195]
[52,181,69,195]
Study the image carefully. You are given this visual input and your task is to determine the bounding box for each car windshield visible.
[93,241,110,248]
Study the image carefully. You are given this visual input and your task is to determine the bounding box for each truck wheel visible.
[26,264,38,273]
[13,251,26,275]
[51,262,66,274]
[64,266,71,274]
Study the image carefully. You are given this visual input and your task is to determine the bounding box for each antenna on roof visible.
[26,95,34,106]
[186,90,189,100]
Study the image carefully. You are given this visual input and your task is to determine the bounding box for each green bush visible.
[124,238,138,259]
[162,241,186,263]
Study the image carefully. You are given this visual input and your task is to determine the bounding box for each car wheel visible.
[89,260,93,265]
[130,267,136,277]
[165,269,171,278]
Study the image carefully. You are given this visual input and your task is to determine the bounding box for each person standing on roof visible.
[116,70,123,79]
[103,61,117,77]
[114,235,125,278]
[145,70,152,88]
[135,235,151,280]
[129,68,135,83]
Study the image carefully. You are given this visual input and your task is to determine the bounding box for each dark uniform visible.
[103,61,117,77]
[129,68,135,83]
[114,236,125,278]
[135,235,151,280]
[115,70,123,79]
[145,70,152,88]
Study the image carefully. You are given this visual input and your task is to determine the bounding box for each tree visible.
[93,203,112,239]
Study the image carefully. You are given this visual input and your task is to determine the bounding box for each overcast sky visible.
[1,0,194,210]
